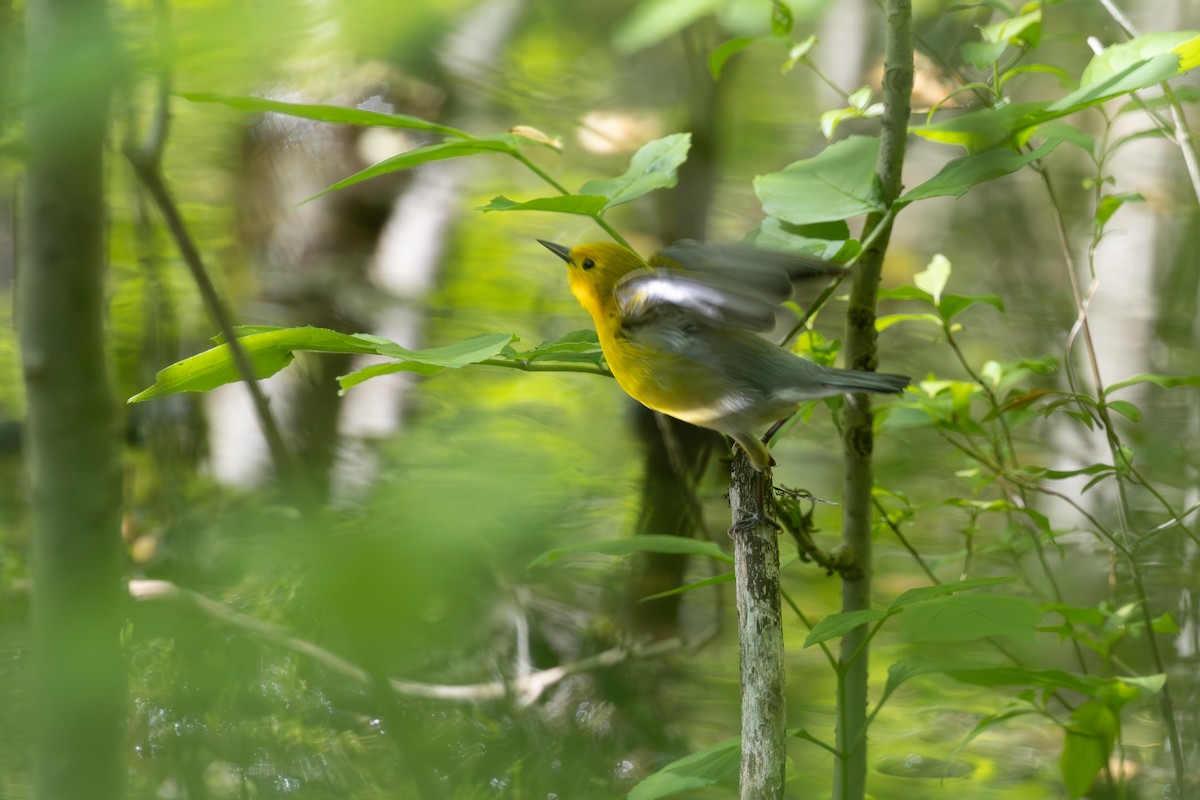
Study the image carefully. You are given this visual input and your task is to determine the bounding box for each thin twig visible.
[124,2,301,496]
[129,579,685,707]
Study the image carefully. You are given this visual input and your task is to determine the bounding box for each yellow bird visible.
[540,240,909,472]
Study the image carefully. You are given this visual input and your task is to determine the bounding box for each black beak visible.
[538,240,573,264]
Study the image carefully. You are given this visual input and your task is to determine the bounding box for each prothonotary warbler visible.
[539,239,910,472]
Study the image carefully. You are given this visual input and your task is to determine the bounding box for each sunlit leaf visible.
[914,255,951,305]
[875,312,942,331]
[770,0,793,37]
[978,9,1041,47]
[580,133,693,210]
[336,333,518,391]
[803,608,890,647]
[181,92,471,138]
[130,327,394,402]
[781,35,818,74]
[755,136,884,225]
[528,535,732,568]
[627,737,740,800]
[910,102,1044,152]
[1047,53,1185,114]
[1080,31,1200,86]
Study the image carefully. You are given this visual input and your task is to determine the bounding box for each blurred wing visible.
[652,239,846,287]
[615,268,781,333]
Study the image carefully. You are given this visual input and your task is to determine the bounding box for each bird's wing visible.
[652,239,846,287]
[615,267,782,333]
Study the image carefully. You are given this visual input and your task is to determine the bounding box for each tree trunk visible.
[18,1,125,798]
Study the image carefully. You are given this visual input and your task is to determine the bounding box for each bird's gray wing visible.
[614,267,783,333]
[653,239,846,288]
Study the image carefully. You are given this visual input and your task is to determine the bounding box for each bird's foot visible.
[728,512,782,536]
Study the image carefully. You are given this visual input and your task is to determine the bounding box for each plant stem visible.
[835,2,912,797]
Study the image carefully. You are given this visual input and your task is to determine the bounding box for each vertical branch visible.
[729,453,786,800]
[18,0,125,798]
[836,2,912,799]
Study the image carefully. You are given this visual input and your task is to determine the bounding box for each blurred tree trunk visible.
[17,0,125,798]
[622,21,726,641]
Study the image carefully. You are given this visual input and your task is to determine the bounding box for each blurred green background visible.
[2,0,1199,797]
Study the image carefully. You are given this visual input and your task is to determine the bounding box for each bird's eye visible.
[582,258,595,271]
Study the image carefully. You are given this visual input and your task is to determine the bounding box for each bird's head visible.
[539,240,645,320]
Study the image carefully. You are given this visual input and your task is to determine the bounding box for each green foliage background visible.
[2,0,1199,798]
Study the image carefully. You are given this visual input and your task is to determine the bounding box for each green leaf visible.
[580,133,692,210]
[613,0,722,54]
[477,194,608,216]
[1047,53,1185,114]
[180,92,471,138]
[913,254,951,305]
[130,327,393,402]
[770,0,793,37]
[803,608,890,648]
[781,35,817,74]
[1081,31,1200,86]
[528,535,732,569]
[755,136,885,225]
[910,101,1045,152]
[875,312,943,331]
[899,594,1043,643]
[1105,399,1142,422]
[1038,123,1094,154]
[709,37,756,80]
[880,655,997,704]
[1095,192,1145,227]
[960,41,1009,70]
[335,332,518,391]
[1060,700,1117,799]
[627,737,740,800]
[878,285,934,304]
[939,293,1005,321]
[514,329,603,360]
[978,9,1041,46]
[1105,372,1200,395]
[902,138,1060,202]
[744,217,854,262]
[889,577,1016,609]
[310,137,523,201]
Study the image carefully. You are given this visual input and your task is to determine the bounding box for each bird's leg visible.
[729,433,782,534]
[762,417,789,445]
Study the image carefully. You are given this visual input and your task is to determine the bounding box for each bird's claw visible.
[728,512,781,536]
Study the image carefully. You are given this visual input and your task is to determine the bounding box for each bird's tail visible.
[821,369,910,394]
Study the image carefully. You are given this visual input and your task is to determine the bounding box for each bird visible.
[539,239,910,476]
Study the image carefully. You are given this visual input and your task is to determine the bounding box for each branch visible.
[123,0,305,498]
[836,2,912,798]
[128,579,684,707]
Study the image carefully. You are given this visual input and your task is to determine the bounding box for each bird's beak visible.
[538,240,573,264]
